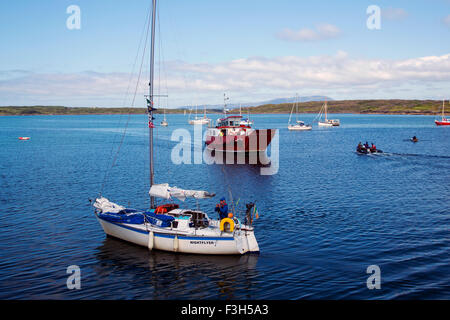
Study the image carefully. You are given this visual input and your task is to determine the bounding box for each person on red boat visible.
[370,143,376,152]
[215,197,229,220]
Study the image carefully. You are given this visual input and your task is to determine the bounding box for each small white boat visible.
[288,121,312,131]
[240,118,254,126]
[317,100,339,127]
[188,105,210,125]
[288,94,312,131]
[160,109,168,126]
[239,104,254,126]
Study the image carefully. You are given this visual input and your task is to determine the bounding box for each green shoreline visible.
[0,99,445,116]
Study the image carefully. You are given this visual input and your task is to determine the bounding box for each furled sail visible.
[149,183,215,201]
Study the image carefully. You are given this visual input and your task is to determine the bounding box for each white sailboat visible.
[239,104,254,126]
[317,100,340,127]
[288,95,312,131]
[188,105,210,125]
[92,0,259,255]
[160,109,168,126]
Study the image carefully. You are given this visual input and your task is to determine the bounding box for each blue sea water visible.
[0,113,449,299]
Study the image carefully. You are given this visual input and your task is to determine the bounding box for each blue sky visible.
[1,0,450,107]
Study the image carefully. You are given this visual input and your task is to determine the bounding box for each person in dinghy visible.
[356,141,383,154]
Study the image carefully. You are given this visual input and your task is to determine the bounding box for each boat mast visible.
[224,93,229,116]
[148,0,157,208]
[443,99,445,119]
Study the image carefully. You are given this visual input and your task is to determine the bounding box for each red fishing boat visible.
[435,100,450,126]
[205,115,275,154]
[18,137,30,140]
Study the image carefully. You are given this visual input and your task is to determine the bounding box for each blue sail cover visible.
[144,210,175,227]
[98,210,144,224]
[98,209,175,227]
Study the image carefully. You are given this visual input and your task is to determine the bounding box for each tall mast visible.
[443,99,445,119]
[224,93,229,116]
[148,0,157,208]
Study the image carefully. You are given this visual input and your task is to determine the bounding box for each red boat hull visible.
[435,120,450,126]
[206,129,276,153]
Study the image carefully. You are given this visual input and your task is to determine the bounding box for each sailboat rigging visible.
[92,0,260,255]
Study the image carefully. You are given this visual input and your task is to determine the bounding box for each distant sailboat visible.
[288,95,311,131]
[317,100,340,127]
[435,99,450,126]
[160,109,168,126]
[189,105,210,125]
[239,104,254,126]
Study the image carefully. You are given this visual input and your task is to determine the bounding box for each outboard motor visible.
[245,202,255,225]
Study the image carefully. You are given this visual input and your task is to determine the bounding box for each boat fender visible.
[173,235,179,252]
[220,218,235,232]
[148,231,154,250]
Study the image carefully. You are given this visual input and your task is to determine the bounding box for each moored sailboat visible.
[188,105,210,125]
[160,109,168,126]
[435,99,450,126]
[92,0,259,255]
[288,94,312,131]
[316,100,340,127]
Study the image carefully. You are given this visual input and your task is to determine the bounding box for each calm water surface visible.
[0,113,449,299]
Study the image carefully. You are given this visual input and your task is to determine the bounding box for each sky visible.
[1,0,450,108]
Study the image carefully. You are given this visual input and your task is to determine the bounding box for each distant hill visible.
[176,95,332,110]
[253,96,332,106]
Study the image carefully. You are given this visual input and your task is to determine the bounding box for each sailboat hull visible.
[96,215,259,255]
[435,120,450,126]
[288,125,312,131]
[189,119,209,125]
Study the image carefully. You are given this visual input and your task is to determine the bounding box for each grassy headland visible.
[0,100,445,116]
[233,99,444,115]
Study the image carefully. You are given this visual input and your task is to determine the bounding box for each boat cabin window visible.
[218,117,242,128]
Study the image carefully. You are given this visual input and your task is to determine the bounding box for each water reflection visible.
[94,236,259,299]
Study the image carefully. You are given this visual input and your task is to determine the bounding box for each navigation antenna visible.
[223,93,229,116]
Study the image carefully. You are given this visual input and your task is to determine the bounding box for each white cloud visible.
[382,7,409,21]
[276,24,341,42]
[1,52,450,106]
